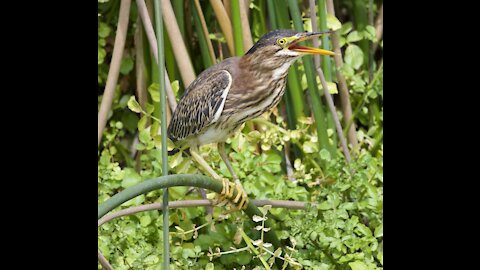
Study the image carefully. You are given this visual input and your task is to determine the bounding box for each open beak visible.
[288,31,335,56]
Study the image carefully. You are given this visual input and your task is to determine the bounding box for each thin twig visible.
[135,16,147,109]
[325,0,358,148]
[98,199,307,227]
[136,0,158,60]
[98,250,114,270]
[309,0,351,163]
[161,0,196,86]
[98,0,132,147]
[136,0,177,112]
[316,67,351,163]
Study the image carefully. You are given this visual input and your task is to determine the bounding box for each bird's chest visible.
[230,77,286,123]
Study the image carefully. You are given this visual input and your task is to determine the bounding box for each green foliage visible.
[278,151,383,269]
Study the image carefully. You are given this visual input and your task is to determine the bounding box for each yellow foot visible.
[216,178,248,210]
[213,178,230,207]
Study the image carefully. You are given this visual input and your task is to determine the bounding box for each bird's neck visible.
[240,54,296,81]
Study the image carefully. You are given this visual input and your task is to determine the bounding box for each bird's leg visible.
[189,145,219,214]
[218,142,238,180]
[217,142,248,210]
[190,145,221,179]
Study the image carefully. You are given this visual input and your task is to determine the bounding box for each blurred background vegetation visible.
[98,0,383,269]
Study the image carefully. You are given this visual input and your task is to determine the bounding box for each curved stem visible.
[98,174,288,269]
[98,250,113,270]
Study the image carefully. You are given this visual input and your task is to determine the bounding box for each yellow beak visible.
[288,31,336,56]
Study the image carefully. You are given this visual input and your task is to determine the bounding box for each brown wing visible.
[167,70,232,142]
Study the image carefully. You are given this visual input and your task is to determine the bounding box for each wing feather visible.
[167,70,232,141]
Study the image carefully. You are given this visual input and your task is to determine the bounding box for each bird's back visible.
[167,57,241,143]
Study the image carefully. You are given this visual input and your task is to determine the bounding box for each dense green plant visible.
[98,0,383,269]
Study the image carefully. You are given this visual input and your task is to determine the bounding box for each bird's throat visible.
[271,61,293,80]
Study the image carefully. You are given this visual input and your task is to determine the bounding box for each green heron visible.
[168,29,335,209]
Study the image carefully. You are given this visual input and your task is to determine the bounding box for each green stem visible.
[153,0,169,268]
[239,229,272,270]
[286,68,305,121]
[370,127,383,155]
[231,0,245,55]
[317,0,337,157]
[274,2,305,127]
[266,0,277,29]
[287,0,332,157]
[191,0,213,67]
[353,0,369,67]
[171,0,185,40]
[317,0,332,81]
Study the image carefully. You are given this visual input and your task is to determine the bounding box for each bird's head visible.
[245,29,335,64]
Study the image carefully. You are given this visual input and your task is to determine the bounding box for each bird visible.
[167,29,335,210]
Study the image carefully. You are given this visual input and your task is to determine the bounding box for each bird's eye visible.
[277,38,287,46]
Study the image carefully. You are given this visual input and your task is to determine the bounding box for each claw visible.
[232,179,248,210]
[215,178,249,210]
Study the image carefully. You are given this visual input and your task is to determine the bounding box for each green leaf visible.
[205,263,214,270]
[148,83,160,102]
[349,261,368,270]
[140,215,152,227]
[98,46,106,65]
[120,56,134,75]
[121,168,141,188]
[139,129,151,144]
[170,151,184,168]
[318,81,339,94]
[340,22,353,35]
[98,22,111,38]
[320,149,331,161]
[318,201,331,210]
[121,194,144,206]
[127,96,142,113]
[303,141,318,153]
[171,80,180,96]
[374,224,383,238]
[146,103,155,115]
[252,215,265,222]
[344,44,364,70]
[346,31,363,43]
[356,223,372,237]
[364,25,377,41]
[326,14,342,31]
[153,135,162,148]
[138,115,147,131]
[235,251,252,265]
[150,121,159,137]
[182,248,196,259]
